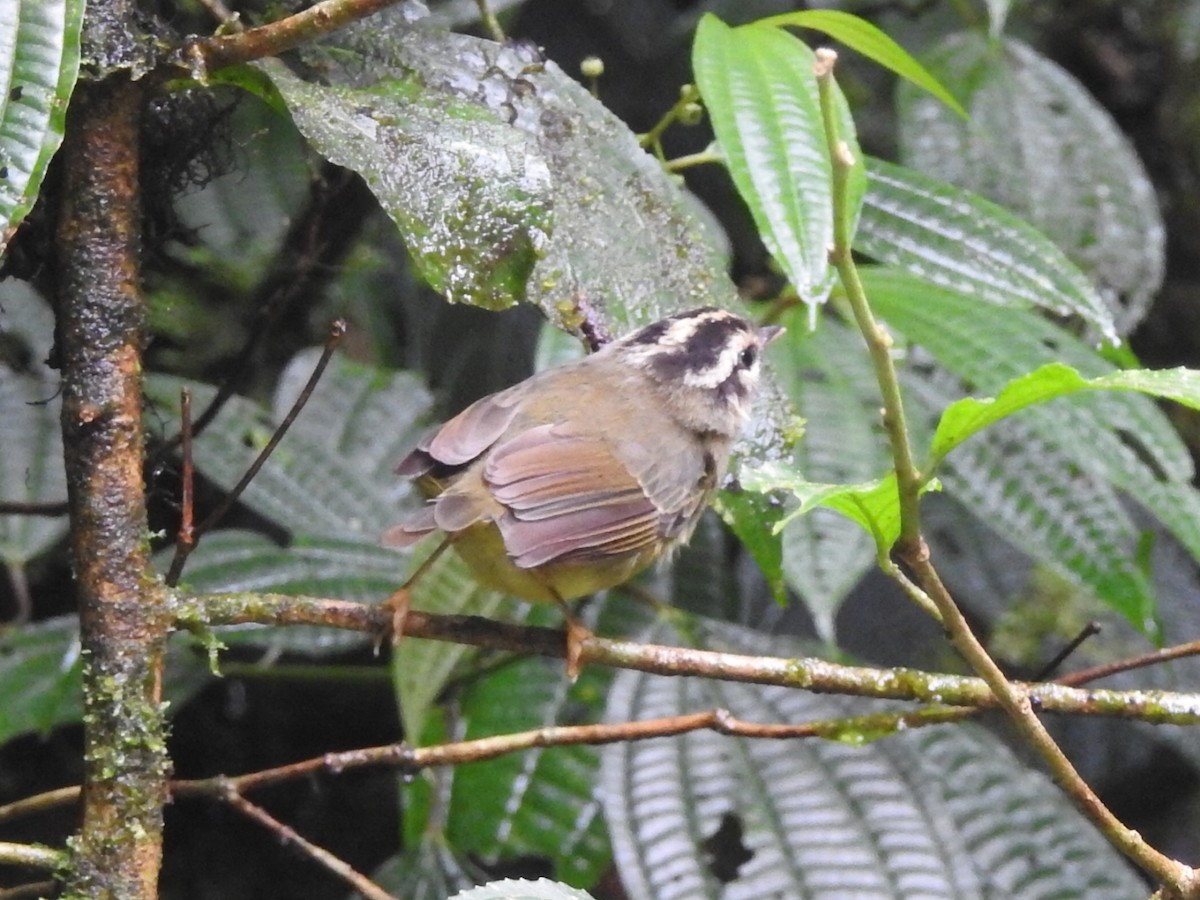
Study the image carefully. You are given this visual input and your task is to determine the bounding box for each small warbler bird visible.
[382,307,781,663]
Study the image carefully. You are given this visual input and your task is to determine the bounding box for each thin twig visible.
[171,706,969,801]
[164,320,346,585]
[0,786,81,825]
[1059,639,1200,687]
[1034,621,1103,681]
[168,388,196,589]
[220,786,393,900]
[0,841,66,872]
[474,0,506,42]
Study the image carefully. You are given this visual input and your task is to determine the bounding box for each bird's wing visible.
[480,424,667,569]
[395,387,523,477]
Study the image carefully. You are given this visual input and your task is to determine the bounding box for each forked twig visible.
[165,321,346,586]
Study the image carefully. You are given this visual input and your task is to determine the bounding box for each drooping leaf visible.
[896,34,1164,333]
[759,10,967,118]
[252,24,738,339]
[693,15,865,311]
[0,0,84,253]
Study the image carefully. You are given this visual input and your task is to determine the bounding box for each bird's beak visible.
[758,325,785,346]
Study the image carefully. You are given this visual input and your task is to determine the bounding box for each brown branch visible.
[905,553,1200,894]
[182,0,403,75]
[55,55,171,900]
[183,592,1200,725]
[220,788,393,900]
[173,707,977,802]
[1059,639,1200,687]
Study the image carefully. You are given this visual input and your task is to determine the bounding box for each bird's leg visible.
[378,534,455,650]
[546,586,593,680]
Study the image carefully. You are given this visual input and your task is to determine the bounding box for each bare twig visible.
[172,706,973,801]
[1034,621,1103,681]
[220,786,393,900]
[0,841,66,872]
[0,786,82,825]
[164,321,346,585]
[0,882,60,900]
[1059,639,1200,687]
[182,0,402,74]
[168,387,196,586]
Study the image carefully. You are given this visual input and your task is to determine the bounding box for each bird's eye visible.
[738,346,758,369]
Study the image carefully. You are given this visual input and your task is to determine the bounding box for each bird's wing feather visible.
[396,387,523,477]
[483,424,666,568]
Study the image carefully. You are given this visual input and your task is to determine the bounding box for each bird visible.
[381,306,782,671]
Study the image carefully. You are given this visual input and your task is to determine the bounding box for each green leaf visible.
[692,15,864,309]
[741,463,930,554]
[905,368,1157,637]
[444,656,612,888]
[897,33,1164,333]
[0,616,81,741]
[713,489,786,605]
[934,363,1200,476]
[759,9,967,118]
[0,0,84,253]
[862,268,1191,487]
[858,157,1117,340]
[1,282,68,568]
[931,363,1091,464]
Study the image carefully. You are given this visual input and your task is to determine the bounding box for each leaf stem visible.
[814,49,924,555]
